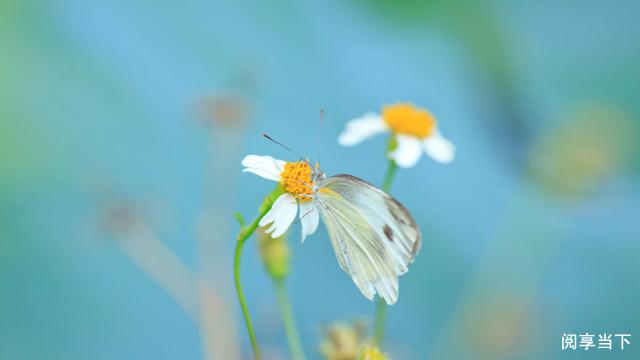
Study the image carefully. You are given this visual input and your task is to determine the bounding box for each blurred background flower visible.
[526,104,635,198]
[1,0,639,359]
[319,321,368,360]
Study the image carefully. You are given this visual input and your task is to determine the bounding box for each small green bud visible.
[258,229,290,280]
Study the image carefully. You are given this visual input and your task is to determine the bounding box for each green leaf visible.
[233,211,246,229]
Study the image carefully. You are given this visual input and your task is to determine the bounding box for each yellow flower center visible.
[280,162,313,202]
[382,103,436,138]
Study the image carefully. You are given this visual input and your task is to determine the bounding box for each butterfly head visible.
[311,161,326,182]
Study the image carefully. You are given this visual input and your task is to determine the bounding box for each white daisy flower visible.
[241,155,320,241]
[338,103,456,168]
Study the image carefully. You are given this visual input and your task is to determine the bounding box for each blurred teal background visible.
[1,0,639,359]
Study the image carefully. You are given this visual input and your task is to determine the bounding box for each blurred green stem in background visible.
[257,206,306,360]
[274,279,306,360]
[373,297,387,346]
[374,137,399,345]
[233,186,284,360]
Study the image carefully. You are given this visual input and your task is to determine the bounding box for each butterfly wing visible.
[315,174,421,304]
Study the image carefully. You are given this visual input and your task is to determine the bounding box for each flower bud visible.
[258,228,290,280]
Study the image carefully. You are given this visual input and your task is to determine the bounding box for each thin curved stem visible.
[234,213,267,359]
[234,188,282,360]
[234,242,259,357]
[373,157,398,345]
[274,279,306,360]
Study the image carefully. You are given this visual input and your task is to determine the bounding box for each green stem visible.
[234,187,283,360]
[274,279,306,360]
[382,158,398,193]
[234,216,266,360]
[373,297,387,345]
[374,154,399,346]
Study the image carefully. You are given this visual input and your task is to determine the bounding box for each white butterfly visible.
[242,155,421,305]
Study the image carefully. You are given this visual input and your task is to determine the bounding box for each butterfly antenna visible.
[316,108,324,166]
[262,133,303,159]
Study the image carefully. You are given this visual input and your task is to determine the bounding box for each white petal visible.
[389,135,423,168]
[241,155,285,181]
[259,193,298,238]
[338,112,388,146]
[299,201,319,242]
[242,167,279,181]
[423,132,456,163]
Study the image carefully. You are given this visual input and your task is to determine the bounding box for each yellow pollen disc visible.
[280,162,313,202]
[382,103,436,138]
